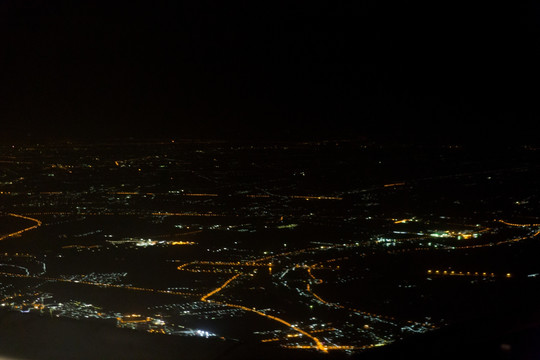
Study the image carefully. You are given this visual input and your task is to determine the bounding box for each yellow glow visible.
[261,338,280,342]
[201,274,241,302]
[0,213,42,241]
[394,218,412,224]
[384,182,405,187]
[170,241,195,245]
[498,219,540,227]
[430,269,503,278]
[211,300,328,353]
[152,212,224,217]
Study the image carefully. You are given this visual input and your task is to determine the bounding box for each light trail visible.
[428,269,512,278]
[0,213,42,241]
[304,262,403,324]
[306,267,318,281]
[117,316,151,324]
[210,300,328,353]
[35,190,340,200]
[200,274,241,301]
[454,229,540,249]
[196,267,329,352]
[177,262,194,270]
[18,212,225,217]
[152,212,225,217]
[393,218,413,224]
[261,338,280,342]
[197,260,270,267]
[0,272,200,297]
[309,327,337,333]
[177,260,272,271]
[384,182,405,188]
[498,219,540,227]
[289,195,343,200]
[170,241,196,246]
[428,269,500,277]
[252,243,350,264]
[387,227,540,254]
[282,344,382,350]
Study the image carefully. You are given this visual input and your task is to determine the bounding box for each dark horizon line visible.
[0,135,538,148]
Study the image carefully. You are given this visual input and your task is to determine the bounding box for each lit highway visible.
[1,142,540,357]
[211,300,329,352]
[1,209,535,353]
[0,271,201,297]
[427,270,512,278]
[0,213,42,241]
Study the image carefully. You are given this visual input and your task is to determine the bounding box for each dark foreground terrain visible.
[0,311,334,360]
[2,307,540,360]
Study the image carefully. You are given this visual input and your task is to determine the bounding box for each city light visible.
[0,142,535,357]
[0,213,42,241]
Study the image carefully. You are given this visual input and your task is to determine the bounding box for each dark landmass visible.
[359,308,540,360]
[3,307,540,360]
[2,141,540,358]
[0,310,333,360]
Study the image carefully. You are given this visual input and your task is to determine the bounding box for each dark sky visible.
[1,1,539,143]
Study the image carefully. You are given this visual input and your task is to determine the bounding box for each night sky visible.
[1,1,539,143]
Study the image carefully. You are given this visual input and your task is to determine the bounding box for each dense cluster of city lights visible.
[1,195,538,356]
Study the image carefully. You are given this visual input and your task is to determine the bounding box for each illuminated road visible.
[179,243,375,351]
[497,219,540,227]
[200,274,241,302]
[0,213,42,241]
[35,190,342,201]
[252,243,353,264]
[0,208,533,353]
[0,271,201,297]
[108,190,342,201]
[177,260,271,271]
[196,271,329,352]
[386,220,540,253]
[427,269,512,278]
[304,263,396,322]
[210,300,329,353]
[20,211,227,217]
[452,228,540,249]
[304,259,438,334]
[191,250,354,352]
